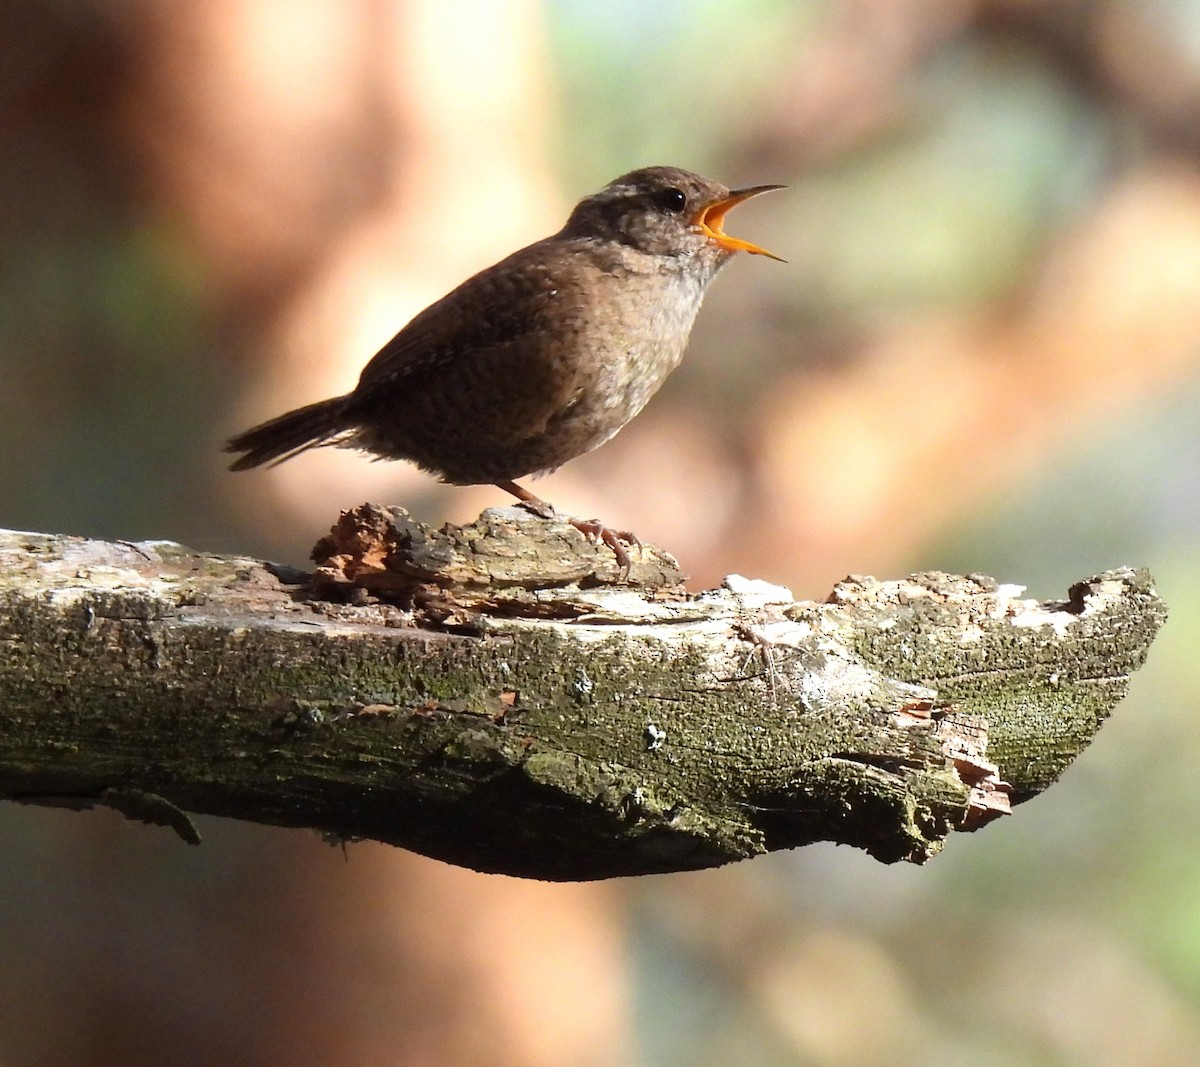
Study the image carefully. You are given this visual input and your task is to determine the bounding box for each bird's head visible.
[560,166,784,266]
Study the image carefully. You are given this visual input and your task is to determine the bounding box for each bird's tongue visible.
[696,185,786,261]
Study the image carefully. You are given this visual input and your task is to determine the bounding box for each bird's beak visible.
[694,184,786,261]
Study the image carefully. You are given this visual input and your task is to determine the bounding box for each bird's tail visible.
[225,396,353,471]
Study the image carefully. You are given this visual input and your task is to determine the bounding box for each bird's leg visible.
[495,480,556,520]
[494,480,639,571]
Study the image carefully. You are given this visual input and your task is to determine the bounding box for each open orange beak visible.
[694,184,786,261]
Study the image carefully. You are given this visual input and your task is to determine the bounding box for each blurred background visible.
[2,0,1199,1063]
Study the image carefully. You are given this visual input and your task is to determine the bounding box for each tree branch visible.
[0,506,1166,880]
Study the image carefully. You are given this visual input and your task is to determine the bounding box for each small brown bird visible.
[226,166,782,565]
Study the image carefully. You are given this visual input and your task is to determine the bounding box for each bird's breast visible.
[551,259,713,455]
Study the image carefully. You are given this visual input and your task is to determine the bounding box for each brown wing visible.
[341,239,601,481]
[351,241,571,395]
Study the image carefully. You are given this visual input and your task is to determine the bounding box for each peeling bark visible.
[0,506,1167,880]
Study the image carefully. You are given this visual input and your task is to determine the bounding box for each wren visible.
[225,166,783,566]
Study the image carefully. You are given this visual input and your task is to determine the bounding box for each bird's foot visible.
[515,498,557,522]
[496,481,640,573]
[568,517,641,572]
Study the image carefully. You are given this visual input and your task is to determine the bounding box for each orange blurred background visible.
[3,2,1200,1064]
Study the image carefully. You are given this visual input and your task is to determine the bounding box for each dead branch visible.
[0,505,1166,880]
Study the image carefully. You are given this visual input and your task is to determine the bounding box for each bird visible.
[225,165,783,567]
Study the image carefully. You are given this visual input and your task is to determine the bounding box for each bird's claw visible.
[569,518,640,572]
[508,490,639,573]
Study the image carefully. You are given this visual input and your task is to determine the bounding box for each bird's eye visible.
[657,187,687,214]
